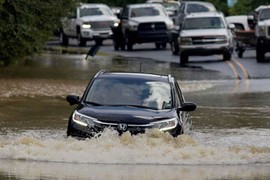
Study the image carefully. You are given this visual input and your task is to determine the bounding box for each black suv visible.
[66,70,196,138]
[113,3,174,51]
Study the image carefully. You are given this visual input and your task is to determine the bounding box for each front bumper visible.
[180,44,232,56]
[81,29,113,40]
[128,30,170,44]
[68,117,179,138]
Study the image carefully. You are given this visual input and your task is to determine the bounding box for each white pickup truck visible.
[254,6,270,62]
[60,3,120,46]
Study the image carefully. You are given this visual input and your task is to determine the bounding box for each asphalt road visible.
[51,39,270,80]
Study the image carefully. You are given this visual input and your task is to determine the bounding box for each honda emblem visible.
[117,123,128,131]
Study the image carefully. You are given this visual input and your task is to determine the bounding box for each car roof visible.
[185,11,224,19]
[95,71,171,82]
[127,3,164,8]
[80,3,109,8]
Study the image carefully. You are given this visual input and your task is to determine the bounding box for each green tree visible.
[0,0,76,65]
[229,0,270,15]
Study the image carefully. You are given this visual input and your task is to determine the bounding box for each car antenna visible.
[85,44,100,60]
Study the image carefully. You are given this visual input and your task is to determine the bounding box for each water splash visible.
[0,129,269,165]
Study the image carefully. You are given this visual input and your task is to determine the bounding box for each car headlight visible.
[180,37,192,45]
[216,35,228,44]
[82,23,91,29]
[129,22,138,31]
[72,110,96,127]
[167,22,174,30]
[113,22,119,27]
[258,26,266,36]
[151,118,178,131]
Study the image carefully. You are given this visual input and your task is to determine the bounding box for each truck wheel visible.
[236,42,244,58]
[161,42,167,49]
[77,32,86,47]
[126,37,133,51]
[59,30,69,46]
[171,39,179,55]
[180,53,188,64]
[223,52,231,61]
[155,43,161,49]
[256,44,265,62]
[95,39,103,45]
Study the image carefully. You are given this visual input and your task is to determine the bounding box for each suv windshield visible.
[79,6,113,17]
[183,17,225,30]
[130,6,166,17]
[259,8,270,21]
[85,77,172,110]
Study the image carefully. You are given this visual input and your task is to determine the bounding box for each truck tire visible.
[95,39,103,45]
[77,31,87,47]
[223,52,231,61]
[256,43,265,62]
[180,52,188,64]
[59,30,69,46]
[171,39,179,55]
[155,43,161,49]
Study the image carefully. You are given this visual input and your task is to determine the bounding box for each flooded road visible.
[0,52,270,179]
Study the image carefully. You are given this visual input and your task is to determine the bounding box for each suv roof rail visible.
[94,69,108,78]
[168,74,174,83]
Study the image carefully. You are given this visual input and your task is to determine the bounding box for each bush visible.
[0,0,76,65]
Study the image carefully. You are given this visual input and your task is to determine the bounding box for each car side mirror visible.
[228,23,235,30]
[66,95,80,106]
[178,102,196,112]
[247,14,257,29]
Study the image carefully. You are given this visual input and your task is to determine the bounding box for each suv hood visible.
[80,15,117,22]
[130,16,171,24]
[181,29,228,37]
[78,106,175,124]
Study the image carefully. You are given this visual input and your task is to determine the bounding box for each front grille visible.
[192,36,226,45]
[138,22,167,32]
[90,21,114,30]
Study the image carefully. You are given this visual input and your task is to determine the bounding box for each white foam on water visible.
[0,129,269,165]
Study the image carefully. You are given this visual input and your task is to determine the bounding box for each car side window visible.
[122,7,129,18]
[187,4,209,13]
[174,80,184,107]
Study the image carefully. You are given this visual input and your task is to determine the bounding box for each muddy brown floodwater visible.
[0,52,270,179]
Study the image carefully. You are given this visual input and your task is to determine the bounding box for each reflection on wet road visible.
[0,53,270,179]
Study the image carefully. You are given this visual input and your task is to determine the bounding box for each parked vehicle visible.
[146,0,181,24]
[253,6,270,62]
[114,3,174,51]
[66,70,196,138]
[225,15,256,58]
[178,12,234,64]
[170,1,217,55]
[60,3,120,46]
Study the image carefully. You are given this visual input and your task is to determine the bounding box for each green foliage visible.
[229,0,270,15]
[0,0,76,65]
